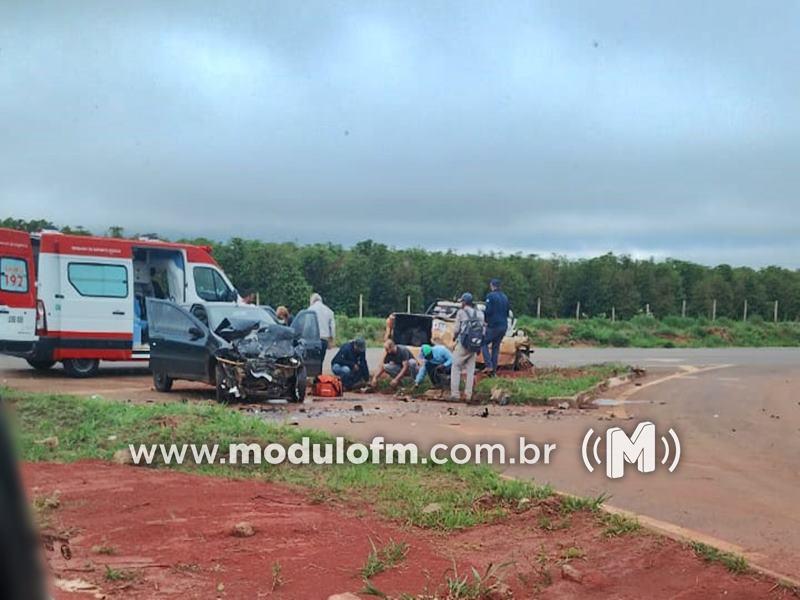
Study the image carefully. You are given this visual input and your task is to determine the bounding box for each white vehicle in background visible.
[0,228,242,377]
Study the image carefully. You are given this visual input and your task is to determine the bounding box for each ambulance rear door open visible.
[0,228,38,355]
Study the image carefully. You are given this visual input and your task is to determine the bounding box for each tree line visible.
[3,217,800,321]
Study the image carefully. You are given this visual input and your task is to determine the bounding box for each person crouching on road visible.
[451,292,484,401]
[481,278,510,376]
[371,340,419,388]
[332,337,369,390]
[414,344,452,389]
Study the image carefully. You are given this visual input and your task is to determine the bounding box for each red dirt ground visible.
[24,461,794,600]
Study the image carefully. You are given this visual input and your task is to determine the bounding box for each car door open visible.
[145,298,211,381]
[291,309,323,377]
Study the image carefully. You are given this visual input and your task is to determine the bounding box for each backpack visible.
[313,374,343,398]
[459,308,484,353]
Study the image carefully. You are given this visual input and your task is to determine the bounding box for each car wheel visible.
[153,370,173,392]
[26,359,55,371]
[215,363,231,404]
[292,366,308,403]
[62,358,100,378]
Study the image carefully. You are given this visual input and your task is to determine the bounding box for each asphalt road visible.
[2,348,799,579]
[2,346,799,378]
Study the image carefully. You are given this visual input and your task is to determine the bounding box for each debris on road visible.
[561,563,583,583]
[421,502,442,515]
[232,522,256,538]
[35,436,59,449]
[112,448,134,465]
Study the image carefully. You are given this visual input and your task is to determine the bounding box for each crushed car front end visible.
[214,320,307,402]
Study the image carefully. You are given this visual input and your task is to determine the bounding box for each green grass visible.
[103,565,136,582]
[336,315,388,347]
[560,493,609,514]
[474,365,626,405]
[689,541,748,574]
[361,538,409,578]
[561,546,585,560]
[599,512,641,537]
[335,314,800,349]
[4,387,552,531]
[517,315,800,348]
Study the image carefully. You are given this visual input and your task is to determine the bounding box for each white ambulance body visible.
[0,228,239,377]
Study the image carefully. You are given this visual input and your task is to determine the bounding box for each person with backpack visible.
[482,278,510,376]
[451,292,485,401]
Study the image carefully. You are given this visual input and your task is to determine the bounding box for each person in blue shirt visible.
[331,337,369,390]
[481,278,510,376]
[414,343,453,388]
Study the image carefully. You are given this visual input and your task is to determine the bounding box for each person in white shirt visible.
[308,292,336,356]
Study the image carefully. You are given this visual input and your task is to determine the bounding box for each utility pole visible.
[743,299,748,322]
[774,300,779,323]
[645,303,651,317]
[611,306,616,322]
[536,297,541,319]
[576,301,581,320]
[359,294,363,321]
[681,299,686,318]
[712,299,717,321]
[407,295,411,313]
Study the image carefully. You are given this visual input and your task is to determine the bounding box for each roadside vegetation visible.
[337,314,800,348]
[473,364,627,405]
[7,218,800,327]
[10,387,782,597]
[519,315,800,348]
[689,541,748,574]
[5,387,553,530]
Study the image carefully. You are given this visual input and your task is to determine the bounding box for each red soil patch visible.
[24,462,792,599]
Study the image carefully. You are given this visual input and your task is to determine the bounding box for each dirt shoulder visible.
[26,461,794,600]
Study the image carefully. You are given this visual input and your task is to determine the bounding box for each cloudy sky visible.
[1,1,798,267]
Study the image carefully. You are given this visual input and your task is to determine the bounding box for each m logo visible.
[581,421,681,479]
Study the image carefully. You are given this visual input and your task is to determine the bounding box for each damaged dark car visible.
[145,299,323,402]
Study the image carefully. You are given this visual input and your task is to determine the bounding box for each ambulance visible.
[0,228,241,377]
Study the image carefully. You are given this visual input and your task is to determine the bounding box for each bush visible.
[608,332,631,347]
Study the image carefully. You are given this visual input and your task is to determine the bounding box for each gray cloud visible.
[1,1,798,266]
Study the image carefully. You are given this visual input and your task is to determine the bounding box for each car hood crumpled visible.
[216,322,301,361]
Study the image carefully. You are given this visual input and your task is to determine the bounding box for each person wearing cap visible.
[331,337,369,390]
[371,339,419,388]
[414,343,452,388]
[482,278,510,375]
[451,292,484,400]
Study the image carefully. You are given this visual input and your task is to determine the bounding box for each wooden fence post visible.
[712,299,717,321]
[743,299,748,322]
[681,299,686,318]
[359,294,363,321]
[576,301,581,320]
[536,297,541,319]
[774,300,779,323]
[611,306,616,322]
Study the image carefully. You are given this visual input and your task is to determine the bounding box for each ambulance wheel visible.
[153,370,173,392]
[62,358,100,378]
[26,359,55,371]
[291,367,307,403]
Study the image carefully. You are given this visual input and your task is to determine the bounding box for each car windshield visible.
[204,304,276,332]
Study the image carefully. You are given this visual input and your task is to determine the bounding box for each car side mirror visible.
[188,326,204,340]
